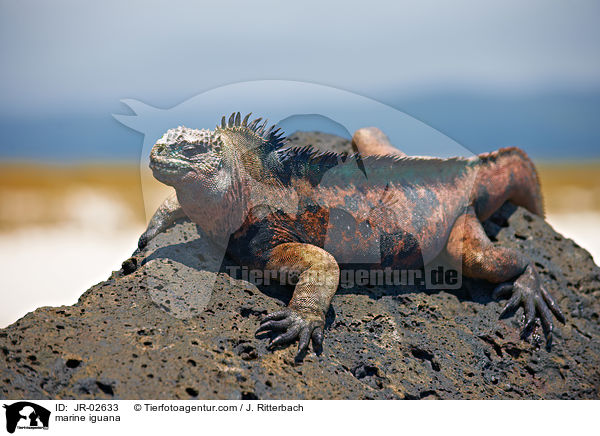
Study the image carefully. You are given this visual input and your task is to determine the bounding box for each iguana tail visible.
[471,147,544,220]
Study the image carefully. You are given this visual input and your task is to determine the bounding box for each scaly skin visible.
[140,112,565,358]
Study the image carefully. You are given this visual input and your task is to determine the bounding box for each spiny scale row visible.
[219,112,285,142]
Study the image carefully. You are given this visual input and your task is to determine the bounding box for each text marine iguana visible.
[139,112,565,357]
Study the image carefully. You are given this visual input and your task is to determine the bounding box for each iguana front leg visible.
[138,192,187,249]
[256,242,340,356]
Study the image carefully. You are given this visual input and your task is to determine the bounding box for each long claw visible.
[500,292,521,318]
[312,327,324,348]
[256,318,291,334]
[536,295,554,345]
[269,325,301,349]
[493,282,513,300]
[297,328,311,356]
[541,287,565,323]
[521,296,536,338]
[261,310,288,323]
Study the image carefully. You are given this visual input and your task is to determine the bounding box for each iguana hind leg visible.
[352,127,407,157]
[472,147,544,220]
[445,208,564,344]
[256,242,340,357]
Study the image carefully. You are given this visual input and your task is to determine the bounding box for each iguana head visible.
[149,112,286,237]
[149,112,285,188]
[149,126,223,186]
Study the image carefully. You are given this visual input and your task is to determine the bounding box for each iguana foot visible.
[138,229,156,250]
[493,264,565,346]
[256,307,324,357]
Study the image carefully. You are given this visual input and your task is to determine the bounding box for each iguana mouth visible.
[149,146,194,175]
[149,158,191,174]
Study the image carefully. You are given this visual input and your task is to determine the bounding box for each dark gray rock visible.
[1,132,599,399]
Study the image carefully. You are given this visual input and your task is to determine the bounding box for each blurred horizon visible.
[1,89,600,162]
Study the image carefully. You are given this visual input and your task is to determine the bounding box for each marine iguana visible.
[139,112,565,357]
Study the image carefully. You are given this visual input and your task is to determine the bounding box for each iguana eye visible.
[181,144,196,156]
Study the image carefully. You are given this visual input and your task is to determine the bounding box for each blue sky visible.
[1,0,599,161]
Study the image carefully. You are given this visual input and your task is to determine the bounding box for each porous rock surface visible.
[1,132,599,399]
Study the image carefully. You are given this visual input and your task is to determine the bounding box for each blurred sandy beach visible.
[0,162,598,328]
[0,165,160,328]
[537,162,600,269]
